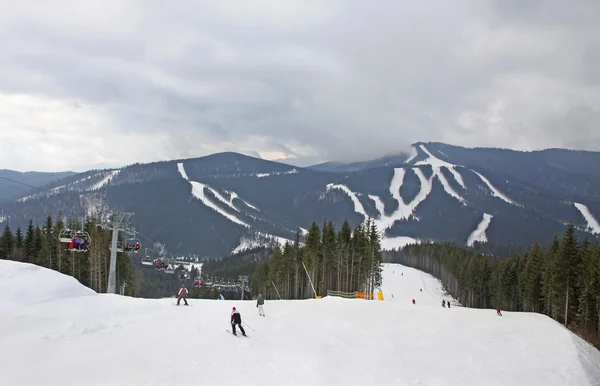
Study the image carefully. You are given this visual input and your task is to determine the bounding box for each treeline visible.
[393,223,600,345]
[251,219,382,299]
[0,214,137,296]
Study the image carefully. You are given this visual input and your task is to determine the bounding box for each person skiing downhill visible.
[231,307,246,336]
[256,294,265,316]
[177,284,188,306]
[497,307,502,316]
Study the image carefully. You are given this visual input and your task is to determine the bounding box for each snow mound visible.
[1,261,599,385]
[0,260,96,311]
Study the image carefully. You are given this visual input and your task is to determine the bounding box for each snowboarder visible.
[177,284,188,306]
[442,299,446,307]
[256,294,265,316]
[496,307,502,316]
[231,307,246,336]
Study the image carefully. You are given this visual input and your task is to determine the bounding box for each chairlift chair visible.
[108,241,124,253]
[124,238,141,253]
[141,257,154,266]
[58,229,73,243]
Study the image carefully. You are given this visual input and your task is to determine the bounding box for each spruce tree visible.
[0,225,13,260]
[24,219,35,262]
[14,227,23,248]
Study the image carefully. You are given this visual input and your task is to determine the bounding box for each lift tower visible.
[103,212,135,294]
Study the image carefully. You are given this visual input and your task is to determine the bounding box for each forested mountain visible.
[0,143,599,257]
[0,170,77,199]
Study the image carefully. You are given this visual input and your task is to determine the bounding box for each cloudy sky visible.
[1,0,599,172]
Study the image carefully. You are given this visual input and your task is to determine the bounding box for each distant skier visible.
[219,294,225,300]
[256,294,265,316]
[412,299,415,305]
[442,300,446,307]
[420,289,422,292]
[231,307,246,336]
[496,307,502,316]
[177,284,189,306]
[447,302,450,308]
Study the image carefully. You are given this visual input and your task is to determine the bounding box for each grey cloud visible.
[1,0,599,171]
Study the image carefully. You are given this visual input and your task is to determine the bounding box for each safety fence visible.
[326,290,376,300]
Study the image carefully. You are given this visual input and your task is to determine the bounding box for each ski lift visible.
[59,229,91,253]
[124,238,141,253]
[109,241,124,253]
[141,256,153,266]
[154,258,166,270]
[58,229,73,243]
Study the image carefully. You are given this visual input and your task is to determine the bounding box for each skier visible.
[231,307,246,336]
[412,299,415,305]
[442,299,446,307]
[256,293,265,316]
[447,302,451,308]
[219,294,225,300]
[496,307,502,316]
[177,284,189,306]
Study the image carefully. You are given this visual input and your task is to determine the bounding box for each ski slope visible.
[1,261,599,385]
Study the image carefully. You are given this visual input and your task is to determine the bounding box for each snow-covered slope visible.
[1,260,599,385]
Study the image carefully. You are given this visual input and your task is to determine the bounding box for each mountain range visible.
[1,142,599,257]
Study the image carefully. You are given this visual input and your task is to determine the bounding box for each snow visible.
[326,183,367,216]
[2,259,599,385]
[256,169,298,178]
[434,167,466,204]
[415,144,466,188]
[378,263,457,306]
[177,162,249,227]
[89,169,120,191]
[471,170,519,206]
[368,194,386,217]
[574,203,600,234]
[232,232,297,254]
[380,236,420,250]
[467,213,493,246]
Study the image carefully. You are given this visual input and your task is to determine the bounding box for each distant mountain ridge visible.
[0,170,78,199]
[1,142,599,257]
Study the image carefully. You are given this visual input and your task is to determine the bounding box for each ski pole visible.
[243,322,255,331]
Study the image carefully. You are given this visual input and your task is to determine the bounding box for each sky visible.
[1,0,599,172]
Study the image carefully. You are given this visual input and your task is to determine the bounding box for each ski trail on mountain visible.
[574,203,600,234]
[467,213,493,246]
[177,162,249,227]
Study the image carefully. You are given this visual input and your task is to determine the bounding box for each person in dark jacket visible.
[231,307,246,336]
[497,307,502,316]
[256,294,265,316]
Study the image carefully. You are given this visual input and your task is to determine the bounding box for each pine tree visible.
[0,225,13,260]
[24,219,35,262]
[520,242,544,312]
[556,222,581,326]
[14,227,23,248]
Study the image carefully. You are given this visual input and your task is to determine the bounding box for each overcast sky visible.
[1,0,599,172]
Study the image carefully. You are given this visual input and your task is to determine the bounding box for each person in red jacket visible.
[496,307,502,316]
[177,284,188,306]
